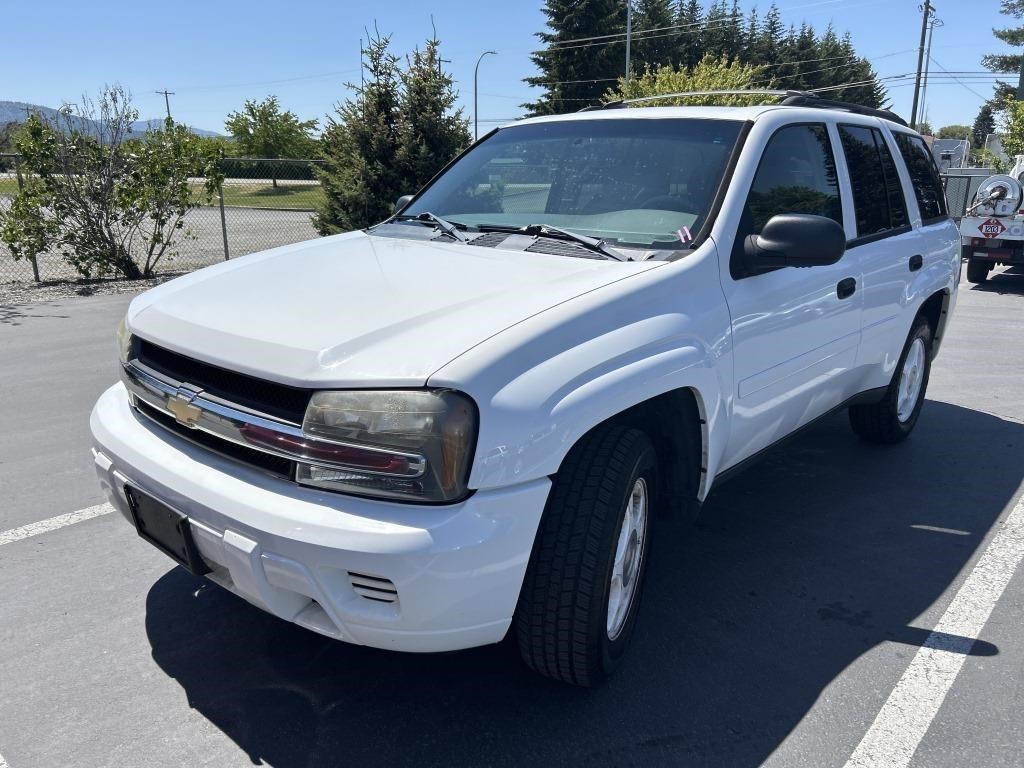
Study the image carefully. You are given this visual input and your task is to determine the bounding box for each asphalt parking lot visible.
[1,265,1022,768]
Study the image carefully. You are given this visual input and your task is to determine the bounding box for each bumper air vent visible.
[348,571,399,604]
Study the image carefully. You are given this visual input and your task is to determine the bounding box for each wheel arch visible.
[562,386,709,515]
[918,288,950,358]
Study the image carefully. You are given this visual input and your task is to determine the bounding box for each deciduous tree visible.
[606,54,767,105]
[225,96,317,187]
[0,87,222,279]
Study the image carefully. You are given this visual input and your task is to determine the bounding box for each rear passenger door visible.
[835,123,920,383]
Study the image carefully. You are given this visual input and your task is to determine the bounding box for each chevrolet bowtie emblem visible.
[168,388,203,428]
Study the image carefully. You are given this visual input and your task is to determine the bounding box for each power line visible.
[928,55,989,101]
[538,16,744,55]
[548,14,740,49]
[169,69,359,93]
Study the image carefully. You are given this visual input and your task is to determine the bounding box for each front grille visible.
[136,399,295,480]
[136,339,311,423]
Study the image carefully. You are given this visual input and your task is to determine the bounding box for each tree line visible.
[526,0,887,114]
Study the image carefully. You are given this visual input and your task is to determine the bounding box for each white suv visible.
[91,98,959,686]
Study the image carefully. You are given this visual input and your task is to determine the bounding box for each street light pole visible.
[474,50,497,141]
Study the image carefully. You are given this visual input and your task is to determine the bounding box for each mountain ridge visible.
[0,100,223,138]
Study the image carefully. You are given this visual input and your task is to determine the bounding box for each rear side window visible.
[838,124,908,238]
[743,123,843,234]
[894,133,948,221]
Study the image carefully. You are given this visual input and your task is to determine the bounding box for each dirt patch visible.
[0,274,185,305]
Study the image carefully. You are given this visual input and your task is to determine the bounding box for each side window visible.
[838,124,909,238]
[743,124,843,235]
[894,133,949,221]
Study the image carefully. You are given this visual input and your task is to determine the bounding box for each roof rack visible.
[580,88,908,127]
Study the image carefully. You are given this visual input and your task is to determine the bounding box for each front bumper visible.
[90,383,550,652]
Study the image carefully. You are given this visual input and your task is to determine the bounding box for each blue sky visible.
[1,0,1016,135]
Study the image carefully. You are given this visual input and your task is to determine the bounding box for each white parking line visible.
[0,503,114,547]
[0,751,8,768]
[845,494,1024,768]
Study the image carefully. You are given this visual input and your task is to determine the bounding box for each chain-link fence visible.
[0,156,325,285]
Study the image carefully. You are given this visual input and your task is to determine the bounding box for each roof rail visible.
[778,94,908,127]
[578,87,909,127]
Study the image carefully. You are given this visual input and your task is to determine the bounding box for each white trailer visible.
[960,157,1024,283]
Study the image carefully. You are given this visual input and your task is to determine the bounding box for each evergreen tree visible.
[632,0,678,74]
[676,0,705,69]
[973,103,996,149]
[742,7,761,65]
[701,0,735,61]
[314,35,404,234]
[757,5,785,67]
[830,33,887,108]
[524,0,628,115]
[982,0,1024,73]
[398,38,471,191]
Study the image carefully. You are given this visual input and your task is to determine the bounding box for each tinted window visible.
[403,119,743,248]
[894,133,948,221]
[838,125,909,237]
[743,124,842,235]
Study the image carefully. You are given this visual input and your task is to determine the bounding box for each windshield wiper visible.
[477,223,626,261]
[393,211,469,242]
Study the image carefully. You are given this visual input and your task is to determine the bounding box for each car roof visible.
[507,105,914,132]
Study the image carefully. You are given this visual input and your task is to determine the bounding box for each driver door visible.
[717,122,863,471]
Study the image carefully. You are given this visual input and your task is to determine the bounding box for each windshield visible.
[402,118,743,249]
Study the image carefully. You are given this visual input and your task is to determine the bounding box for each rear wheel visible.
[849,317,932,444]
[515,424,656,687]
[967,257,991,284]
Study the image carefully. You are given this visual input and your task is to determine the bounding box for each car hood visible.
[127,231,663,388]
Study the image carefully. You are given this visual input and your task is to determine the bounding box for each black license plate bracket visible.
[124,486,211,576]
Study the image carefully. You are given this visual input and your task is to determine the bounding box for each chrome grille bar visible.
[120,360,426,478]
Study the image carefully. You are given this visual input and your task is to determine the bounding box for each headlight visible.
[116,316,133,364]
[294,390,477,503]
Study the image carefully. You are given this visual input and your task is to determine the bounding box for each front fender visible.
[429,246,734,497]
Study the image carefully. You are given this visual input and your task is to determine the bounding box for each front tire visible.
[967,257,991,284]
[515,425,656,686]
[849,317,933,444]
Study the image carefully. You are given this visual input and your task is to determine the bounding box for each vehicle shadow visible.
[969,266,1024,296]
[145,401,1023,768]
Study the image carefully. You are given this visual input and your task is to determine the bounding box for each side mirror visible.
[742,214,846,275]
[394,194,414,214]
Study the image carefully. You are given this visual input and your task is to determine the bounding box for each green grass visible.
[216,182,325,211]
[0,176,325,211]
[0,177,21,197]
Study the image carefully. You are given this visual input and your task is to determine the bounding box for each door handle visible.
[909,254,923,271]
[836,277,857,300]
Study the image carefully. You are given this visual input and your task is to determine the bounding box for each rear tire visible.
[849,317,932,444]
[967,257,991,284]
[515,424,657,687]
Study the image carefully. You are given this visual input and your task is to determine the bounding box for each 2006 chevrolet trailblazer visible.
[91,94,959,686]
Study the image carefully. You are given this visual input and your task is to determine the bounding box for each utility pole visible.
[155,89,175,120]
[918,16,943,133]
[474,50,497,141]
[910,0,934,130]
[625,1,633,83]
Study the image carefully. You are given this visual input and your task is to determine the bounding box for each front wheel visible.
[849,317,933,444]
[515,425,657,686]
